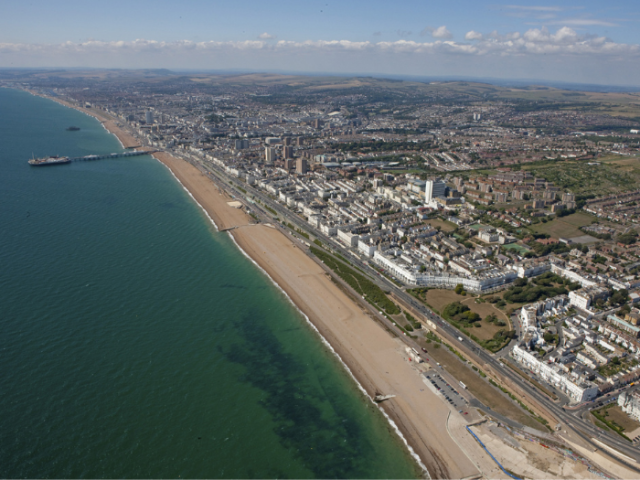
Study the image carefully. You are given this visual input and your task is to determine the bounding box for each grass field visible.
[502,243,531,254]
[530,211,595,238]
[423,289,467,312]
[418,290,512,342]
[425,218,457,232]
[521,160,640,196]
[604,406,640,433]
[460,298,512,341]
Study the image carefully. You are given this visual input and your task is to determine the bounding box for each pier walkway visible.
[69,150,159,162]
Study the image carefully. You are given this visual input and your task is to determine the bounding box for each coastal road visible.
[195,155,640,471]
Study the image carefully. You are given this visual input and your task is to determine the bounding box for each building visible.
[284,158,295,170]
[283,146,294,159]
[145,110,154,124]
[562,192,576,203]
[425,179,446,203]
[235,139,250,150]
[282,137,292,146]
[569,287,609,310]
[608,314,640,337]
[296,158,308,174]
[265,147,276,164]
[478,230,499,243]
[619,389,640,420]
[337,229,359,247]
[512,344,598,403]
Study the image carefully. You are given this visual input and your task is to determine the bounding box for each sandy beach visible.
[144,150,479,478]
[35,94,140,149]
[38,94,480,477]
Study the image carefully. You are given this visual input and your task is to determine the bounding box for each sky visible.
[1,0,640,86]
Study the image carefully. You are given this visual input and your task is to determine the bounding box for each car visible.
[421,347,428,353]
[464,412,468,415]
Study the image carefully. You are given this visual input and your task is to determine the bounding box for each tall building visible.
[284,158,295,170]
[425,179,446,203]
[283,146,294,159]
[296,137,304,146]
[145,110,154,124]
[265,147,276,164]
[296,158,308,174]
[235,139,250,150]
[282,137,292,146]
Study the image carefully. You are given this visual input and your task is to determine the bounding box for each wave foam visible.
[226,230,430,478]
[153,156,219,231]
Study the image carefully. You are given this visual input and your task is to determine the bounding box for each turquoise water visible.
[0,88,419,478]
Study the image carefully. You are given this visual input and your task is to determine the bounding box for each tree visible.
[514,278,528,287]
[454,284,465,295]
[610,289,629,306]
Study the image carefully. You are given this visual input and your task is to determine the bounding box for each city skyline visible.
[2,1,640,86]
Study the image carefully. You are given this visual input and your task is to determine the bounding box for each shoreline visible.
[33,90,478,479]
[152,149,428,471]
[225,231,429,475]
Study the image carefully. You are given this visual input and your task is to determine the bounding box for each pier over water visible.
[28,150,158,166]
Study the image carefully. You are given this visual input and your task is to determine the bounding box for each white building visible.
[512,344,599,403]
[358,240,376,257]
[619,389,640,420]
[265,147,276,164]
[372,251,516,293]
[337,229,360,247]
[425,179,446,203]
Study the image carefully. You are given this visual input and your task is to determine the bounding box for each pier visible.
[70,150,158,162]
[28,150,159,166]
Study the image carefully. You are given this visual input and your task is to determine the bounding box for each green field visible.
[502,243,531,254]
[530,212,595,238]
[523,160,640,196]
[425,218,457,232]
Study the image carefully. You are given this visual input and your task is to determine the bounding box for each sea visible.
[0,88,419,479]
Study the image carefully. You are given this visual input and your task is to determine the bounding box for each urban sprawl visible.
[10,71,640,472]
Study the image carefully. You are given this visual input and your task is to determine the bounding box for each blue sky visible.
[2,1,640,85]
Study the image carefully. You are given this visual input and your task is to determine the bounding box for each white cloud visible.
[258,32,276,40]
[431,26,453,39]
[542,18,618,27]
[465,31,483,41]
[0,27,638,65]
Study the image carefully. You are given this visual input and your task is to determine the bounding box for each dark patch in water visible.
[219,283,247,290]
[221,309,374,479]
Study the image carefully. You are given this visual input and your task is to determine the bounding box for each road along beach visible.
[146,149,478,479]
[33,93,480,478]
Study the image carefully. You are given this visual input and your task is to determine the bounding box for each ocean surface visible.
[0,88,419,479]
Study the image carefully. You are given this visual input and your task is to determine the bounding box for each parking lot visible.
[424,372,468,413]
